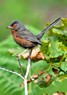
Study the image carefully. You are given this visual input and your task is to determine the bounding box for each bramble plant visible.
[0,18,67,95]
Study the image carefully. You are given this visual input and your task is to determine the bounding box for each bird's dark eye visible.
[12,24,16,28]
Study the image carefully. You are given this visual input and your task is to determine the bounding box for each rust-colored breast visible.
[11,30,35,48]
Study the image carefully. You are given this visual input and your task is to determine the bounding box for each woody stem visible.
[24,49,32,95]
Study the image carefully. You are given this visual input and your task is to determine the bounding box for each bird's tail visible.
[36,17,61,39]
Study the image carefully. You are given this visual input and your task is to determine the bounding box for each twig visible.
[0,67,24,80]
[24,49,32,95]
[16,54,24,76]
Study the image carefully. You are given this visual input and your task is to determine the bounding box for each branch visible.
[25,57,31,79]
[24,49,32,95]
[16,54,24,76]
[0,67,24,80]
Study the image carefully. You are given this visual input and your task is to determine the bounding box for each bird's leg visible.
[24,49,32,95]
[16,54,24,76]
[18,49,28,59]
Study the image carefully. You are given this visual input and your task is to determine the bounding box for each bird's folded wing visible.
[17,30,41,45]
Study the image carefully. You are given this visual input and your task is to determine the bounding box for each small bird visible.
[7,17,60,50]
[7,17,66,76]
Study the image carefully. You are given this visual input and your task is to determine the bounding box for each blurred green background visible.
[0,0,67,41]
[0,1,67,95]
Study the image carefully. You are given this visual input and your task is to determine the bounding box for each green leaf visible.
[58,74,67,82]
[61,18,67,27]
[48,40,64,58]
[41,40,64,59]
[37,77,53,88]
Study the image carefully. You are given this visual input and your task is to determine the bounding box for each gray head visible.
[7,20,26,31]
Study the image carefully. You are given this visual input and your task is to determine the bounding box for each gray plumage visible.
[7,17,61,48]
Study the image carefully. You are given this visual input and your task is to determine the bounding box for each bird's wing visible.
[17,29,41,45]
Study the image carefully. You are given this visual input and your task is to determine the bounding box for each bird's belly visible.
[11,30,36,48]
[13,36,36,48]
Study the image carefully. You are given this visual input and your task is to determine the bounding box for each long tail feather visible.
[36,17,61,39]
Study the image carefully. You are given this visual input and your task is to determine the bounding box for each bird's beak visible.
[6,26,13,29]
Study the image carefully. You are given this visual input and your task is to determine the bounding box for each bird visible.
[7,17,60,51]
[6,17,67,77]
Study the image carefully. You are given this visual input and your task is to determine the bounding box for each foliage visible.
[0,18,67,95]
